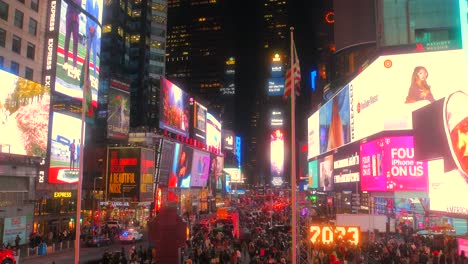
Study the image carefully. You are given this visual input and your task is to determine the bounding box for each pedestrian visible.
[15,234,21,248]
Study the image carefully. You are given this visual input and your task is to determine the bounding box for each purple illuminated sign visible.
[360,136,428,191]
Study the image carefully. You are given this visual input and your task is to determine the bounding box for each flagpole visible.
[289,26,297,264]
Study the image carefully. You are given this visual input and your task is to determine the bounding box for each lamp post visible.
[92,176,103,232]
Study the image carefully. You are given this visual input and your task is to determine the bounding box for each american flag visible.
[283,41,301,99]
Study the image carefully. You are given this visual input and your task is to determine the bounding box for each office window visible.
[0,28,5,47]
[28,18,37,35]
[25,67,33,80]
[10,61,19,75]
[14,10,23,29]
[12,35,21,54]
[30,0,38,12]
[26,42,35,59]
[0,1,8,21]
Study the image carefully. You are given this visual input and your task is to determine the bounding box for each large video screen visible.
[270,129,284,179]
[319,155,334,191]
[167,143,193,188]
[360,136,428,192]
[157,140,175,186]
[206,113,222,153]
[319,85,350,154]
[159,77,190,137]
[140,148,155,202]
[0,70,50,157]
[107,79,130,140]
[190,150,210,187]
[308,112,320,159]
[332,142,360,192]
[107,147,141,200]
[48,112,84,183]
[307,159,319,189]
[192,101,207,143]
[54,0,103,115]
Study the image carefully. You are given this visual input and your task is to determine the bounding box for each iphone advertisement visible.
[360,136,428,192]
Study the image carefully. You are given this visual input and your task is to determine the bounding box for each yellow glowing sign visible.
[309,225,360,245]
[273,53,281,62]
[54,192,72,198]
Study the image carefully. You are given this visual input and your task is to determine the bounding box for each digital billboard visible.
[192,100,207,143]
[107,79,130,140]
[48,112,84,183]
[0,70,50,157]
[107,147,140,201]
[319,155,334,191]
[267,77,285,96]
[332,142,360,192]
[270,129,284,179]
[206,113,222,153]
[190,150,210,187]
[3,216,26,247]
[270,110,284,127]
[306,159,319,189]
[159,77,190,137]
[224,168,242,182]
[271,60,283,78]
[210,155,224,191]
[46,0,103,117]
[222,129,235,151]
[140,148,155,202]
[360,136,428,192]
[307,111,320,159]
[167,143,193,188]
[157,140,175,186]
[349,50,468,143]
[319,85,350,154]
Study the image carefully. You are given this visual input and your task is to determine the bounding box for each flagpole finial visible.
[290,26,294,31]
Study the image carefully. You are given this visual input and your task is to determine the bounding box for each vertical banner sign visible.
[43,0,60,91]
[108,147,140,201]
[140,148,155,202]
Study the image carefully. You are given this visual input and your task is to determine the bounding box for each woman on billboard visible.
[405,66,435,104]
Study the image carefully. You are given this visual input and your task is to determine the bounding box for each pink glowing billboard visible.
[360,136,428,191]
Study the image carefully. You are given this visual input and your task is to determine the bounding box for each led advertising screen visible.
[360,136,428,192]
[224,168,242,182]
[157,140,175,186]
[332,142,360,192]
[48,112,84,183]
[190,150,210,187]
[210,155,224,191]
[270,129,285,179]
[308,111,320,159]
[413,95,468,215]
[167,143,193,188]
[319,155,334,191]
[192,100,207,143]
[159,77,190,137]
[271,60,283,78]
[140,148,155,202]
[307,159,319,189]
[270,110,284,127]
[235,136,241,167]
[107,79,130,140]
[54,0,103,116]
[349,50,468,143]
[267,77,285,96]
[206,113,222,153]
[319,85,350,154]
[107,147,140,201]
[222,129,235,152]
[0,70,50,157]
[458,237,468,256]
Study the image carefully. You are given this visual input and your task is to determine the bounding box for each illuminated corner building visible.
[99,0,167,131]
[261,0,288,52]
[0,0,45,82]
[165,0,236,129]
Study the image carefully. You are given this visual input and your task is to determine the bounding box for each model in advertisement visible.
[444,91,468,183]
[405,66,435,104]
[63,0,82,73]
[86,0,99,78]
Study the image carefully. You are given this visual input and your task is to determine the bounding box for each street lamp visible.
[92,176,103,232]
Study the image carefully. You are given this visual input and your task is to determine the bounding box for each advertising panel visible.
[48,112,84,183]
[210,155,224,191]
[157,140,175,186]
[140,148,155,202]
[307,112,320,159]
[413,93,468,215]
[222,129,235,151]
[270,110,284,127]
[224,168,242,182]
[235,136,241,167]
[360,136,428,192]
[319,155,334,191]
[271,61,283,78]
[107,79,130,140]
[167,143,193,188]
[190,150,211,187]
[54,0,103,116]
[350,50,468,142]
[3,216,26,246]
[159,77,190,137]
[458,237,468,256]
[267,77,285,96]
[107,147,140,201]
[206,113,222,153]
[332,143,360,192]
[192,101,207,143]
[319,85,350,154]
[270,129,284,180]
[0,70,50,157]
[307,159,319,189]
